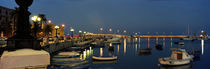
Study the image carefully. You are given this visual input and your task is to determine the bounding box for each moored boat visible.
[54,51,80,58]
[155,44,163,51]
[138,48,152,56]
[158,48,194,66]
[92,56,117,61]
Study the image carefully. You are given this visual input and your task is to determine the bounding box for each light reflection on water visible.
[46,38,209,69]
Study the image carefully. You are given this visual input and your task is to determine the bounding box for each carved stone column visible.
[7,0,41,50]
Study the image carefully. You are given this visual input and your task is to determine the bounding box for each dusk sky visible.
[1,0,210,35]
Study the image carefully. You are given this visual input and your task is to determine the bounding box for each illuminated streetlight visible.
[55,25,59,37]
[84,31,87,34]
[109,28,112,33]
[79,30,82,37]
[48,20,52,23]
[79,30,82,33]
[100,28,103,34]
[201,30,204,33]
[123,30,127,33]
[31,16,41,22]
[31,15,41,37]
[70,28,74,38]
[135,33,138,35]
[61,24,65,27]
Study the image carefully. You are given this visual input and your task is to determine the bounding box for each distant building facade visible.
[30,23,65,38]
[48,24,64,37]
[0,6,15,38]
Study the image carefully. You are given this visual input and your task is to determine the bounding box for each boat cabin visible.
[170,48,190,60]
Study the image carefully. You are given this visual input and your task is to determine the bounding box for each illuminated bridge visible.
[89,34,188,38]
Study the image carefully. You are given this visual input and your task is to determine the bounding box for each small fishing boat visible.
[159,48,194,66]
[174,42,184,46]
[52,57,81,61]
[138,48,152,56]
[92,56,117,61]
[105,37,121,43]
[155,44,163,51]
[180,35,197,41]
[54,51,80,58]
[139,48,152,53]
[189,50,201,61]
[178,42,184,45]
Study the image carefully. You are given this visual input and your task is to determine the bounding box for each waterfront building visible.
[0,6,15,38]
[30,23,64,37]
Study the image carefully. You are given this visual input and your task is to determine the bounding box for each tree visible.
[38,14,47,23]
[44,24,52,37]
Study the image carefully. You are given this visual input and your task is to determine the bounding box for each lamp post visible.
[55,25,59,38]
[48,20,52,24]
[84,31,87,39]
[79,30,82,41]
[70,28,74,38]
[79,30,82,37]
[100,28,103,34]
[61,24,65,27]
[123,30,127,35]
[109,28,112,34]
[31,16,41,37]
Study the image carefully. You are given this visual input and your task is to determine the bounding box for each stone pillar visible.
[6,0,41,50]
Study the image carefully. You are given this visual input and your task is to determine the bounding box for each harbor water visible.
[48,38,210,69]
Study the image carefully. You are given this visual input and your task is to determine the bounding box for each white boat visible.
[180,35,196,41]
[105,37,121,43]
[52,57,81,61]
[178,42,184,45]
[159,48,194,66]
[92,56,117,61]
[56,51,80,57]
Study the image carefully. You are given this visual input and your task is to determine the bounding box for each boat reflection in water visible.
[159,64,193,69]
[92,60,117,64]
[138,48,152,56]
[138,37,152,56]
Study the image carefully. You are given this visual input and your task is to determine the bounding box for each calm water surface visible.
[49,38,210,69]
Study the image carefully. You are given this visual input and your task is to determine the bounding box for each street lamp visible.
[31,16,41,37]
[100,28,103,34]
[61,24,65,28]
[55,25,59,38]
[84,31,87,34]
[109,28,112,33]
[79,30,82,37]
[48,20,52,24]
[70,28,74,38]
[123,30,127,34]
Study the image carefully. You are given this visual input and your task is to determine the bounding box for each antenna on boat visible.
[187,24,190,35]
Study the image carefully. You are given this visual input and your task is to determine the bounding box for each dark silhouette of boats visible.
[174,42,184,46]
[138,48,152,56]
[189,50,201,61]
[155,44,163,51]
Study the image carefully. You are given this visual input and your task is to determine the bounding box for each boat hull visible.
[159,58,191,66]
[92,56,117,61]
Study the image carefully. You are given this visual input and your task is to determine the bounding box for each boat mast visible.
[187,24,190,35]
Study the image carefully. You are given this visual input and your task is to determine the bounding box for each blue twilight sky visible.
[0,0,210,35]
